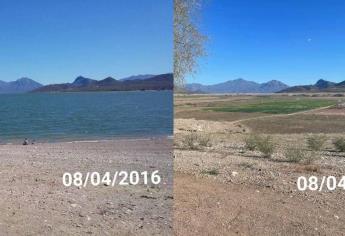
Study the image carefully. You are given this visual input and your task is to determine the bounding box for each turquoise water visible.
[0,91,172,143]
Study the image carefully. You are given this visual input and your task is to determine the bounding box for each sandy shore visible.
[0,137,173,235]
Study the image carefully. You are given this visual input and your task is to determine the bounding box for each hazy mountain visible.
[186,78,289,93]
[0,77,43,93]
[314,79,336,89]
[98,77,119,86]
[33,73,173,92]
[278,79,345,93]
[120,74,155,81]
[259,80,290,93]
[72,76,97,87]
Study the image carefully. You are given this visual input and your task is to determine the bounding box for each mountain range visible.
[3,76,344,94]
[0,74,172,93]
[33,73,173,92]
[278,79,345,93]
[186,78,289,93]
[0,78,43,93]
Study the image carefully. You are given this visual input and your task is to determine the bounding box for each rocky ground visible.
[174,118,345,236]
[0,137,173,235]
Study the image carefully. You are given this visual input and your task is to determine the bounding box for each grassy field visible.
[205,98,336,114]
[175,94,345,133]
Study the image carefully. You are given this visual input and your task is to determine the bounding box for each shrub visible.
[202,168,219,176]
[284,146,309,163]
[183,132,211,150]
[256,135,275,158]
[306,134,327,151]
[333,137,345,152]
[183,133,199,150]
[244,134,258,151]
[304,151,319,165]
[198,134,211,147]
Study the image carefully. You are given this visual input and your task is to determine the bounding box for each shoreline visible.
[0,134,173,145]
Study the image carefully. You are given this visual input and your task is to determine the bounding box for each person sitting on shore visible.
[23,138,29,145]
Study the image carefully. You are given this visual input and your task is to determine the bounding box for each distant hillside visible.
[0,78,43,93]
[278,79,345,93]
[120,74,155,81]
[33,73,173,92]
[186,78,289,93]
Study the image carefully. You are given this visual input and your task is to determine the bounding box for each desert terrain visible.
[174,94,345,235]
[0,137,173,235]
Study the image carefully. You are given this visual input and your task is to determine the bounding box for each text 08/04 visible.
[62,171,161,187]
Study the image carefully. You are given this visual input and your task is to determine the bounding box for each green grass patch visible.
[205,99,336,114]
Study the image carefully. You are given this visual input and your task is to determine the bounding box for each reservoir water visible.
[0,90,172,143]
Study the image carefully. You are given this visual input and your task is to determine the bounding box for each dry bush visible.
[306,134,327,151]
[304,151,319,165]
[183,133,199,150]
[201,168,219,176]
[333,137,345,152]
[256,135,275,158]
[284,146,319,164]
[183,132,211,150]
[244,134,259,151]
[284,146,308,163]
[198,134,211,147]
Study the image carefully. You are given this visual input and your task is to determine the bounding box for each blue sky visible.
[189,0,345,86]
[0,0,172,84]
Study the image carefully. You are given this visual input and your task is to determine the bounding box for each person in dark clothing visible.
[23,138,29,145]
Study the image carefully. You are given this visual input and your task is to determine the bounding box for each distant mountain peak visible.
[314,79,335,89]
[75,75,87,80]
[262,80,287,86]
[99,77,117,85]
[0,77,43,93]
[17,77,31,81]
[15,77,41,84]
[72,76,97,86]
[120,74,155,81]
[266,79,282,83]
[316,79,327,83]
[104,76,115,80]
[73,76,90,82]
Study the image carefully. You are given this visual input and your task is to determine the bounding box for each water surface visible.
[0,91,172,143]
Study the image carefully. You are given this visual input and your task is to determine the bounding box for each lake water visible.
[0,91,173,143]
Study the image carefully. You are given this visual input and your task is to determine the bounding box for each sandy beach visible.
[0,137,173,235]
